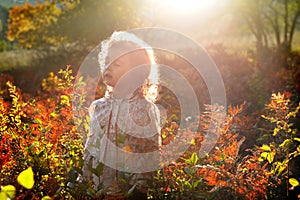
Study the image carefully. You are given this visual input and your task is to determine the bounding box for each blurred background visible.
[0,1,300,199]
[0,0,299,109]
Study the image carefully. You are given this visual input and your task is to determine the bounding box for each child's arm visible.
[82,100,101,181]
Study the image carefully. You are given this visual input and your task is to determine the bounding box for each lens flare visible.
[161,0,217,13]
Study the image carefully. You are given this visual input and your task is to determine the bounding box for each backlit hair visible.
[98,31,159,102]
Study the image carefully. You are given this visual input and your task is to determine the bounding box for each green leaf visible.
[96,163,104,177]
[35,118,42,125]
[186,153,198,166]
[192,179,202,189]
[88,163,104,177]
[185,181,192,190]
[220,153,226,161]
[117,134,125,144]
[87,164,97,176]
[289,178,299,187]
[17,167,35,189]
[257,133,271,141]
[184,167,197,176]
[86,188,96,196]
[2,185,16,199]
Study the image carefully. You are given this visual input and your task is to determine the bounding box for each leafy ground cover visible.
[0,61,299,199]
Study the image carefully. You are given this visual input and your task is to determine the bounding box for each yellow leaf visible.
[60,95,70,106]
[42,196,52,200]
[294,138,300,142]
[273,128,279,136]
[190,138,195,145]
[0,191,7,200]
[17,167,35,189]
[2,185,16,199]
[289,178,299,187]
[280,139,292,148]
[267,151,275,163]
[261,152,268,158]
[260,144,271,151]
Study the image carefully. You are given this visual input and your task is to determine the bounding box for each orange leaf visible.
[122,146,132,152]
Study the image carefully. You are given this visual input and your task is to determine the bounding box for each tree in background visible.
[61,0,144,44]
[232,0,300,65]
[7,0,79,48]
[6,0,144,49]
[0,6,9,40]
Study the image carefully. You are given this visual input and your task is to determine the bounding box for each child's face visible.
[103,43,150,94]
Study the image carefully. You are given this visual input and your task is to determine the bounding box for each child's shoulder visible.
[90,97,107,106]
[88,97,109,115]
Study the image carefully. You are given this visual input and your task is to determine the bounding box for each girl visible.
[82,31,161,199]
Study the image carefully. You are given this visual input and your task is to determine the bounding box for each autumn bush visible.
[149,103,270,200]
[148,93,300,200]
[258,92,300,199]
[7,1,79,49]
[0,66,299,199]
[0,67,85,199]
[206,43,293,111]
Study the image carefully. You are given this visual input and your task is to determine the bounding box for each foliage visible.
[7,1,79,48]
[287,52,300,99]
[62,0,144,44]
[0,167,54,200]
[231,0,300,59]
[149,103,270,200]
[0,65,299,199]
[0,184,16,200]
[207,43,291,111]
[0,40,13,52]
[17,167,35,189]
[0,66,85,199]
[259,92,300,199]
[6,0,145,49]
[0,5,9,40]
[149,92,300,199]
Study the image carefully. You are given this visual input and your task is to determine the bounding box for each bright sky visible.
[160,0,219,14]
[148,0,232,38]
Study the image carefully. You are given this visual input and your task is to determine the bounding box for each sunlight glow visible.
[160,0,218,14]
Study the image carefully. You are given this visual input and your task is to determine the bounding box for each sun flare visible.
[160,0,218,14]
